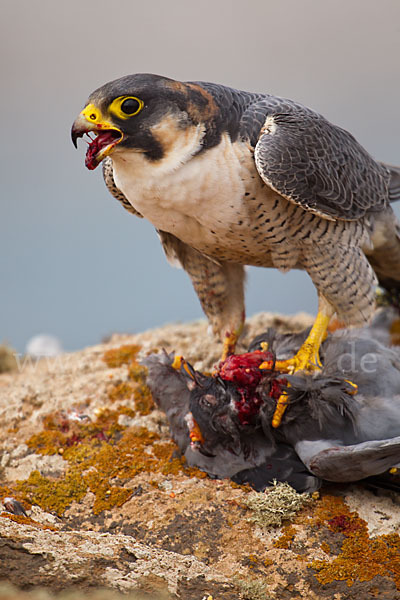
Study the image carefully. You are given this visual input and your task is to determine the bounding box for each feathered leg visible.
[159,231,245,359]
[262,242,376,427]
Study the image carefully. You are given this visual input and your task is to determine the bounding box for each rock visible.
[25,334,63,358]
[1,313,400,599]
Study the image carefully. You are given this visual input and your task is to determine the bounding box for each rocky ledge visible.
[1,313,400,600]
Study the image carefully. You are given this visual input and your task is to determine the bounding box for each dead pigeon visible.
[143,308,400,492]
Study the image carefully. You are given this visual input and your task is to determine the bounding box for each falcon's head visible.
[71,73,223,170]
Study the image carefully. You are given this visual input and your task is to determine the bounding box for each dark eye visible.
[200,394,217,408]
[121,98,141,115]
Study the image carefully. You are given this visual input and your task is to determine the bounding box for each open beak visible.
[71,104,123,170]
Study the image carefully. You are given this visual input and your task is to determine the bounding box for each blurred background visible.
[1,0,400,354]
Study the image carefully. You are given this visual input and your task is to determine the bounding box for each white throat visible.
[111,121,206,185]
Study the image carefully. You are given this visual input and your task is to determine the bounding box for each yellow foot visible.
[221,331,240,361]
[259,307,333,428]
[274,346,323,375]
[172,355,184,370]
[345,380,358,395]
[272,390,290,428]
[259,342,324,428]
[171,355,197,380]
[259,344,323,375]
[269,346,323,428]
[269,366,358,429]
[185,412,205,445]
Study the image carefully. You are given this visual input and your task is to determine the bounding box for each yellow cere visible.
[109,95,144,120]
[81,103,104,124]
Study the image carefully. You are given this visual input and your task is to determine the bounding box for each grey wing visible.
[381,162,400,202]
[251,99,390,220]
[102,157,143,218]
[304,437,400,481]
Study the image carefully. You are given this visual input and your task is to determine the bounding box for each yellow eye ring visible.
[109,96,144,120]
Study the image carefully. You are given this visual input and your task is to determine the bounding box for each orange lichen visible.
[309,495,400,589]
[118,405,136,418]
[107,382,135,402]
[128,362,148,383]
[16,343,209,517]
[0,485,28,508]
[263,558,273,567]
[320,541,331,554]
[104,344,154,414]
[19,400,205,516]
[133,383,155,415]
[246,554,258,568]
[103,344,141,368]
[26,430,67,455]
[390,319,400,346]
[273,525,296,549]
[16,469,87,516]
[229,481,252,492]
[0,511,57,531]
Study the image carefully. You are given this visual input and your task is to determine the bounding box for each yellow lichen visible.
[16,343,209,517]
[107,382,135,403]
[273,524,296,549]
[19,401,204,516]
[104,344,154,414]
[26,430,67,455]
[128,362,148,383]
[133,383,155,415]
[16,469,87,516]
[0,344,17,373]
[320,541,331,554]
[103,344,141,368]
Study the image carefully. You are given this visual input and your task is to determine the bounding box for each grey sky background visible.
[1,0,400,353]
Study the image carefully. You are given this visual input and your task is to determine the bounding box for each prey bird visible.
[143,312,400,492]
[71,74,400,425]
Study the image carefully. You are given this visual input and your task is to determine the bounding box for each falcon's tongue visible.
[85,131,121,170]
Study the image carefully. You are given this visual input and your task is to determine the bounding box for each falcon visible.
[71,74,400,425]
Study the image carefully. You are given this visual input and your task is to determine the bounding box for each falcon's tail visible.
[363,469,400,495]
[380,162,400,203]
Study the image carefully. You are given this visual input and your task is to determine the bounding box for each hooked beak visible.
[71,104,123,170]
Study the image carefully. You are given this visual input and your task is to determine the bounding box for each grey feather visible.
[308,437,400,482]
[251,99,390,220]
[381,162,400,202]
[142,351,321,492]
[144,309,400,490]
